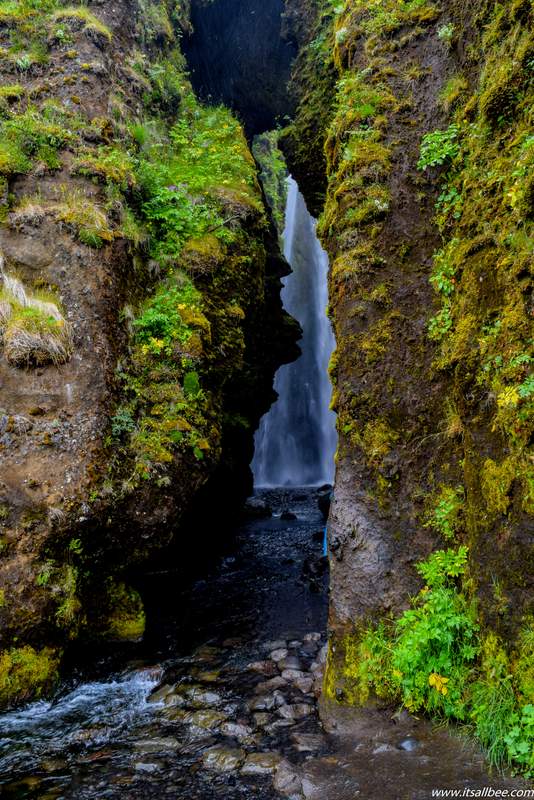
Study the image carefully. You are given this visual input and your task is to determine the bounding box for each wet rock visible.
[270,648,288,662]
[253,712,272,728]
[184,710,226,730]
[220,721,253,739]
[201,746,245,772]
[289,640,302,648]
[281,668,307,681]
[303,632,322,643]
[263,639,287,652]
[195,670,221,683]
[372,743,397,755]
[241,751,282,775]
[255,676,287,693]
[148,683,175,703]
[294,676,314,693]
[302,774,322,798]
[277,703,313,720]
[278,655,302,670]
[398,737,419,752]
[244,496,272,519]
[274,759,302,795]
[133,737,179,754]
[134,762,162,774]
[248,693,277,711]
[163,707,189,722]
[290,733,325,752]
[248,660,279,676]
[265,718,296,733]
[186,686,223,707]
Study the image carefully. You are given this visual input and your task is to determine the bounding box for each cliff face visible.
[0,0,296,706]
[285,0,533,769]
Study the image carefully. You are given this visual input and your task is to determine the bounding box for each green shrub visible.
[504,705,534,777]
[418,125,460,170]
[426,485,464,540]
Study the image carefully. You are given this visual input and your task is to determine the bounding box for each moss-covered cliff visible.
[0,0,296,707]
[285,0,533,774]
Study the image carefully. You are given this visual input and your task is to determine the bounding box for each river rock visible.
[134,762,162,774]
[303,632,322,643]
[248,693,277,711]
[294,676,314,693]
[184,710,226,730]
[220,721,253,739]
[241,751,282,775]
[253,712,272,727]
[290,733,325,752]
[148,683,175,703]
[201,746,245,772]
[248,660,278,676]
[398,737,419,752]
[263,640,287,652]
[133,737,179,753]
[277,703,313,720]
[186,686,222,707]
[270,648,288,662]
[255,676,287,693]
[278,655,302,671]
[274,759,302,795]
[281,668,307,681]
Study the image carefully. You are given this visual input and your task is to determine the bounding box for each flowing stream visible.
[252,178,337,487]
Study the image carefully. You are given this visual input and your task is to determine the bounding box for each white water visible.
[0,667,162,777]
[252,177,337,487]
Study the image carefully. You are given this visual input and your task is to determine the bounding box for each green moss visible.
[481,457,516,517]
[0,646,59,708]
[52,7,112,41]
[102,582,145,642]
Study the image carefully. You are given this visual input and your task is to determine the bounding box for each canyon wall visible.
[285,0,533,759]
[0,0,296,706]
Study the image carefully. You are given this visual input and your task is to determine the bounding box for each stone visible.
[220,721,253,739]
[248,660,278,676]
[186,686,222,707]
[294,676,314,693]
[134,762,161,774]
[255,676,287,693]
[274,760,302,795]
[147,683,175,703]
[277,703,313,720]
[302,775,321,798]
[263,639,287,652]
[196,670,220,683]
[281,668,307,681]
[248,693,277,711]
[303,632,322,643]
[288,640,302,648]
[270,648,288,662]
[290,733,325,752]
[201,746,245,772]
[372,743,397,754]
[184,710,226,730]
[278,655,302,670]
[398,737,419,752]
[133,737,179,753]
[241,751,282,775]
[253,712,272,727]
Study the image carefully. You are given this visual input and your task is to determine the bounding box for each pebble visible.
[134,762,161,774]
[281,668,307,681]
[303,632,322,643]
[186,687,222,707]
[263,640,287,652]
[147,683,175,703]
[270,648,288,661]
[372,743,397,754]
[241,752,282,775]
[248,694,277,711]
[253,712,272,727]
[294,676,314,693]
[201,746,245,772]
[248,660,279,676]
[398,737,419,752]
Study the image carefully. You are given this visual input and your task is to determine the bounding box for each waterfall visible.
[252,177,337,487]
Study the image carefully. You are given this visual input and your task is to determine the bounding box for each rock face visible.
[0,0,297,707]
[285,0,533,743]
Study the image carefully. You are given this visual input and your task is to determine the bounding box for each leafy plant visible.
[418,125,460,170]
[504,705,534,776]
[427,485,465,540]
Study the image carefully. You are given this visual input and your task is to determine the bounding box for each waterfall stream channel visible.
[0,180,523,799]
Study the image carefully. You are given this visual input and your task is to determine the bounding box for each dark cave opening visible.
[182,0,298,136]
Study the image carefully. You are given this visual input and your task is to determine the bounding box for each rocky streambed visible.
[0,490,524,799]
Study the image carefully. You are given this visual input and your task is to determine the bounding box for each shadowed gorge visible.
[183,0,298,135]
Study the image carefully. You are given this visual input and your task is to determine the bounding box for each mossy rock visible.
[101,582,145,642]
[0,646,59,709]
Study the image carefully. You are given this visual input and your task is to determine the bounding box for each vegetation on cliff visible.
[286,0,533,775]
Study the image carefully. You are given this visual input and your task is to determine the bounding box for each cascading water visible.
[252,177,337,487]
